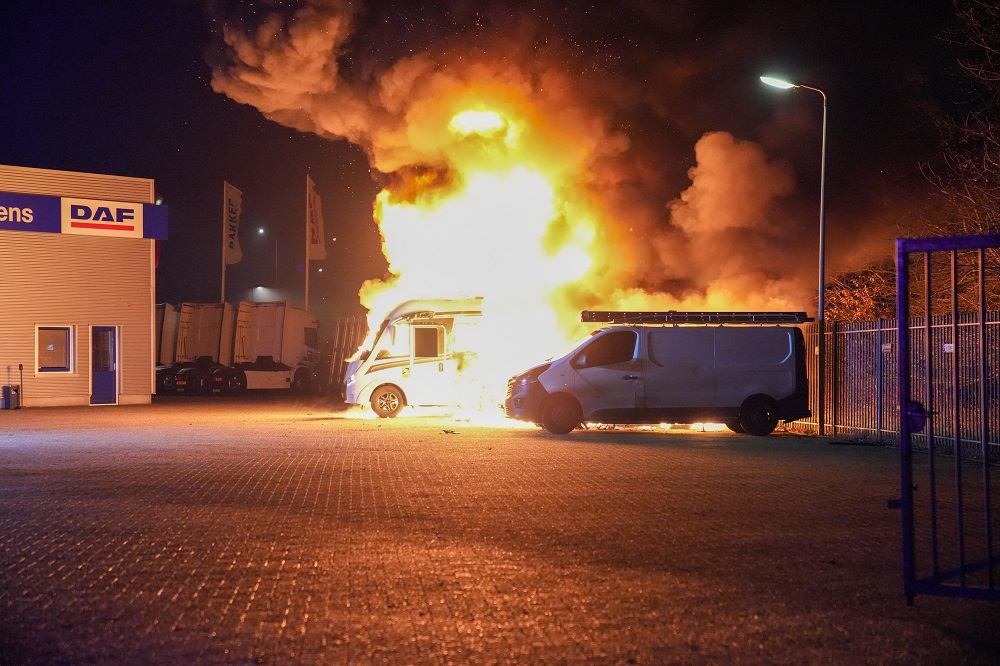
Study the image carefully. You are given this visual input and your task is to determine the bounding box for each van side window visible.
[572,330,637,368]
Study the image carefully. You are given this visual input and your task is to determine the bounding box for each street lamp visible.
[760,75,828,436]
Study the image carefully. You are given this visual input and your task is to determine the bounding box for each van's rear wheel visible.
[371,385,405,418]
[739,395,779,436]
[541,395,582,435]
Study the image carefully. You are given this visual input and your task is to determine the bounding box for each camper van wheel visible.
[738,395,779,436]
[371,385,405,418]
[541,395,582,435]
[224,371,247,396]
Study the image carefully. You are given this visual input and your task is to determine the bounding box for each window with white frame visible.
[37,326,73,372]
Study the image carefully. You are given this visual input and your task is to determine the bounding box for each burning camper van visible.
[344,298,484,417]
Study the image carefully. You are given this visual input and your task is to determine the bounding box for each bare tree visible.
[824,260,896,322]
[824,0,1000,321]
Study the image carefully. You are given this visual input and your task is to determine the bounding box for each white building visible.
[0,164,168,407]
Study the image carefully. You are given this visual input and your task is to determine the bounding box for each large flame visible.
[356,104,602,410]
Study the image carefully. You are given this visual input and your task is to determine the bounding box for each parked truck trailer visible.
[208,300,321,394]
[157,302,235,395]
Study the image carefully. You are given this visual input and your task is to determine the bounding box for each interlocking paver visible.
[0,397,998,664]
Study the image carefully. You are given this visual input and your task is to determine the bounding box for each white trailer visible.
[211,300,321,393]
[155,303,179,368]
[163,302,236,395]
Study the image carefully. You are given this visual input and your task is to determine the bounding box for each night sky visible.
[1,0,957,326]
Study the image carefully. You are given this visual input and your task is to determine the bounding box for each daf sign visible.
[62,197,143,237]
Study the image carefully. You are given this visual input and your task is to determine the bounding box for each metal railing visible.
[791,315,1000,449]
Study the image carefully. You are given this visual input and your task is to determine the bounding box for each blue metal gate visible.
[897,233,1000,603]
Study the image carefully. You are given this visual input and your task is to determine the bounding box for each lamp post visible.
[760,75,828,436]
[258,227,278,289]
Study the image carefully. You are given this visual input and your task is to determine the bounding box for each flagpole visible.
[305,174,311,311]
[221,181,227,303]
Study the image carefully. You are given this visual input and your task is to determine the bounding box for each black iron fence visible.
[323,316,367,398]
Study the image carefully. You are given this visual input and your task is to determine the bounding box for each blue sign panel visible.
[0,190,167,239]
[0,192,61,233]
[144,203,168,240]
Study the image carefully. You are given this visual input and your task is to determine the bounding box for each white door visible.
[405,325,458,407]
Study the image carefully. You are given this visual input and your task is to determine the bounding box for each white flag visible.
[224,181,243,265]
[306,175,327,261]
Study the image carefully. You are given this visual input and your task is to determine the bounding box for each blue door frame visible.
[90,326,117,405]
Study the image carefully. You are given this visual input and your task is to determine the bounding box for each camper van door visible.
[405,324,459,406]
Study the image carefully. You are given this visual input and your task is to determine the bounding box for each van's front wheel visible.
[371,385,405,418]
[739,394,779,436]
[541,394,582,435]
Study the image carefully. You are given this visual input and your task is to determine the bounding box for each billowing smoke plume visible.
[209,0,815,339]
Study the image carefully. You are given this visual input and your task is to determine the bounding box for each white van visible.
[344,298,483,417]
[504,311,811,436]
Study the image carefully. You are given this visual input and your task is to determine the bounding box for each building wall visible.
[0,164,154,201]
[0,164,160,407]
[0,231,155,406]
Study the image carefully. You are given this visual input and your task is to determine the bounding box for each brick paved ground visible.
[1,396,999,665]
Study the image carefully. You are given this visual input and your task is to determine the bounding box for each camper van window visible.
[413,326,443,358]
[572,330,637,368]
[376,323,410,359]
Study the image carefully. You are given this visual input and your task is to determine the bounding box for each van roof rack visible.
[581,311,813,324]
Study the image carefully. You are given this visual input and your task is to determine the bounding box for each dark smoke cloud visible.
[208,0,946,315]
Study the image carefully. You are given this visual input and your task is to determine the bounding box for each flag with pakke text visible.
[224,181,243,264]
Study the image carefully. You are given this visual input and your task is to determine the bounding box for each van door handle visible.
[622,375,640,381]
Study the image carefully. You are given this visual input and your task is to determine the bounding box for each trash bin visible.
[2,385,20,410]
